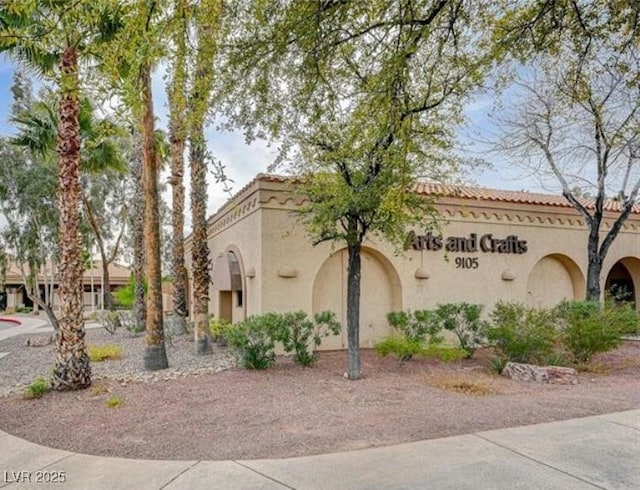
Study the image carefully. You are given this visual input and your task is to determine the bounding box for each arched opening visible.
[527,254,585,308]
[312,247,402,349]
[605,258,640,308]
[212,249,245,323]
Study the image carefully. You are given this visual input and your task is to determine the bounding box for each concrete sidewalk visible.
[1,410,638,489]
[0,316,50,343]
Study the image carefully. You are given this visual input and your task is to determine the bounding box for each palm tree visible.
[0,0,122,390]
[167,0,189,335]
[189,0,223,355]
[12,96,128,316]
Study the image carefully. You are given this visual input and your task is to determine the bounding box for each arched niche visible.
[312,246,402,349]
[527,254,585,308]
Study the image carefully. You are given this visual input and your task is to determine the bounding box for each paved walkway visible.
[0,316,51,342]
[1,410,639,489]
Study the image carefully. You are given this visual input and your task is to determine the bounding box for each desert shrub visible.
[276,310,341,367]
[105,395,123,408]
[98,310,120,334]
[226,313,282,369]
[435,303,486,358]
[24,376,49,399]
[208,317,233,346]
[487,301,558,364]
[380,309,443,364]
[88,344,123,362]
[387,309,443,343]
[422,344,468,362]
[375,336,425,365]
[113,277,147,308]
[554,300,636,363]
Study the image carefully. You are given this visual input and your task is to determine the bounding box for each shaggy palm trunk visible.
[131,133,146,330]
[168,2,188,334]
[51,47,91,391]
[346,240,362,380]
[141,66,168,370]
[190,126,210,355]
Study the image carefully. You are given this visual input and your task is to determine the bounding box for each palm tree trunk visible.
[190,125,210,355]
[51,46,91,391]
[141,65,168,370]
[131,131,147,330]
[168,0,188,335]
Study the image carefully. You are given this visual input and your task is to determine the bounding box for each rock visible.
[24,336,54,347]
[502,362,578,385]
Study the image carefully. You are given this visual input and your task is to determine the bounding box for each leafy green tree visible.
[219,0,494,379]
[0,1,123,390]
[493,1,640,302]
[0,72,60,328]
[11,94,129,313]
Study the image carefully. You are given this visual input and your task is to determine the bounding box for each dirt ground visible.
[1,343,639,461]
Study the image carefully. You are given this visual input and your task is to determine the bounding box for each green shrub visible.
[88,344,123,362]
[24,376,49,399]
[422,344,468,362]
[226,313,282,369]
[387,309,443,343]
[554,300,635,363]
[375,336,425,365]
[276,310,341,367]
[16,305,32,314]
[435,303,486,358]
[208,317,233,346]
[381,309,444,364]
[105,395,123,408]
[487,301,558,364]
[113,277,146,308]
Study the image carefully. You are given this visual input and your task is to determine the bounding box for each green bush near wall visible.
[225,310,341,369]
[554,300,638,364]
[487,301,558,365]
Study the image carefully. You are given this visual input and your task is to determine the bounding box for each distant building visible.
[0,260,131,313]
[185,174,640,350]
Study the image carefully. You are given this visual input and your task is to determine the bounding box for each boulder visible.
[502,362,578,385]
[24,335,54,347]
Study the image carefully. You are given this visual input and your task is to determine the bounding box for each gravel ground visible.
[0,328,235,396]
[0,330,639,461]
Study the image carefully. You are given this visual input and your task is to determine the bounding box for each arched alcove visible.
[312,247,402,349]
[527,254,585,308]
[212,248,246,323]
[605,257,640,308]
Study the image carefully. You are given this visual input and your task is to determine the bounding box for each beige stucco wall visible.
[186,176,640,349]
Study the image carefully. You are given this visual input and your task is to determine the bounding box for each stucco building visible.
[185,174,640,350]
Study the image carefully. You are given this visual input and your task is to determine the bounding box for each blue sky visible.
[0,58,547,226]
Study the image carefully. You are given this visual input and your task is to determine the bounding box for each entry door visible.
[219,291,233,323]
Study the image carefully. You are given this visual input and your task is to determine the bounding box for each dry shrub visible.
[426,373,495,396]
[90,383,111,396]
[88,344,123,362]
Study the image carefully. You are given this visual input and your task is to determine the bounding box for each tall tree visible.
[0,0,122,390]
[219,0,493,379]
[130,130,147,330]
[167,0,189,335]
[11,95,128,313]
[494,0,640,301]
[189,0,222,355]
[102,0,170,369]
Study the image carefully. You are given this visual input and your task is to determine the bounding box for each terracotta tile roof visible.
[412,182,640,214]
[200,173,640,230]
